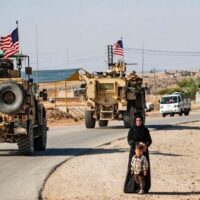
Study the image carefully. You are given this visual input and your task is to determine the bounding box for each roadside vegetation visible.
[157,77,200,99]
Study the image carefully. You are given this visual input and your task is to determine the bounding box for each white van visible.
[160,92,191,117]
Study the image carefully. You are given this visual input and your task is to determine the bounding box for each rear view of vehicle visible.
[0,54,48,154]
[160,92,191,117]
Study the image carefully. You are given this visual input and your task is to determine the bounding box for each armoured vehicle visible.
[0,54,48,154]
[81,45,146,128]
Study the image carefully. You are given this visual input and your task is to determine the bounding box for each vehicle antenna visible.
[36,25,39,84]
[142,45,144,80]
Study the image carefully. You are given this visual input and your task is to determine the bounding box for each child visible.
[131,144,149,194]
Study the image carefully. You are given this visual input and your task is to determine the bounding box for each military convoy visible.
[80,45,146,128]
[0,54,48,154]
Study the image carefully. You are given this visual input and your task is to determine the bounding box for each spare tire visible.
[0,81,25,114]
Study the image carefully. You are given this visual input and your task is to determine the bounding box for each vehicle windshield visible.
[99,83,114,91]
[160,96,178,104]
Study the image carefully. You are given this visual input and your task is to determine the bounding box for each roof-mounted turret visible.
[0,54,31,78]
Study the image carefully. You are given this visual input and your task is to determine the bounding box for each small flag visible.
[0,28,19,59]
[113,40,124,56]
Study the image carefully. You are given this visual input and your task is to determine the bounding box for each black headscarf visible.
[131,115,149,144]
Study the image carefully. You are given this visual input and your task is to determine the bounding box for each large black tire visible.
[85,110,96,128]
[123,111,131,128]
[34,115,47,151]
[184,110,190,116]
[17,121,34,154]
[123,107,134,128]
[0,81,25,114]
[98,120,108,127]
[135,94,143,110]
[162,113,166,117]
[135,93,146,124]
[179,109,183,116]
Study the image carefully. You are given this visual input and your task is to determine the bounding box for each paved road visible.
[0,112,199,200]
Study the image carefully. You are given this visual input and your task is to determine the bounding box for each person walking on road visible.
[124,115,152,193]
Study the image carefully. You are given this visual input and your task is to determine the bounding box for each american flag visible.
[113,40,124,56]
[0,28,19,59]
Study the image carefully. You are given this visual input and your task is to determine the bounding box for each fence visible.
[39,80,85,112]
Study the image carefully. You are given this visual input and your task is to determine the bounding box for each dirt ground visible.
[42,121,200,200]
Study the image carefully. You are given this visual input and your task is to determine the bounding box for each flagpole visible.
[121,36,124,62]
[16,20,22,76]
[16,20,20,55]
[16,20,19,48]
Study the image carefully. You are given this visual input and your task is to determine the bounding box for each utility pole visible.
[107,45,113,70]
[142,45,144,79]
[154,68,158,106]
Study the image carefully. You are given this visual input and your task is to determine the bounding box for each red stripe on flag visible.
[113,41,124,56]
[0,30,19,59]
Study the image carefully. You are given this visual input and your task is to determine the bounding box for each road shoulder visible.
[42,121,200,200]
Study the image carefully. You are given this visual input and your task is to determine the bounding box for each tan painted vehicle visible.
[0,54,48,154]
[80,49,146,128]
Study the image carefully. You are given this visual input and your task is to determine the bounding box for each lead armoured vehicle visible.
[81,45,146,128]
[0,54,48,154]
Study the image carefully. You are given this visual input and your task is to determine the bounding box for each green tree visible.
[177,78,198,98]
[157,87,182,95]
[158,77,200,99]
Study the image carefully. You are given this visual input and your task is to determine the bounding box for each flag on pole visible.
[113,40,124,56]
[0,28,19,59]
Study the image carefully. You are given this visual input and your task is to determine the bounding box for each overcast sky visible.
[1,0,200,72]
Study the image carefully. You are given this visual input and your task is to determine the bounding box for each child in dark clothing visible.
[131,144,149,194]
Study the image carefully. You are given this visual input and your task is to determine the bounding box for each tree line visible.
[157,77,200,99]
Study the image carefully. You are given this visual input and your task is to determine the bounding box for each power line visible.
[126,48,200,54]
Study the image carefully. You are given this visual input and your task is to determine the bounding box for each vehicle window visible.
[99,83,114,91]
[160,96,178,104]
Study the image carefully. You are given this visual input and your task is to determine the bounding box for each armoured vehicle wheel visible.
[34,115,47,151]
[98,120,108,127]
[179,109,183,116]
[0,81,25,114]
[162,113,166,117]
[123,111,131,128]
[85,110,96,128]
[123,107,134,128]
[184,110,190,116]
[17,121,34,154]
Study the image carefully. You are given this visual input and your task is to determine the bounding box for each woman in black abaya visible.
[124,115,152,193]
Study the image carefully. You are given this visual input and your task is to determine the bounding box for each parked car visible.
[145,102,154,112]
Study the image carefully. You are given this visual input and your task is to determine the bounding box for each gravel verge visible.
[42,122,200,200]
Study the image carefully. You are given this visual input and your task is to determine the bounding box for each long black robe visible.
[124,125,152,193]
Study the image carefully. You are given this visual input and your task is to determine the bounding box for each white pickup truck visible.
[160,92,191,117]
